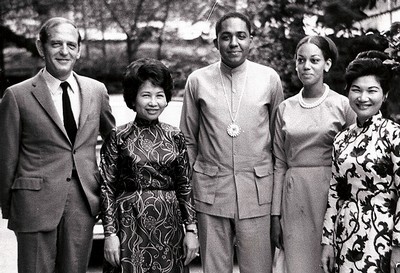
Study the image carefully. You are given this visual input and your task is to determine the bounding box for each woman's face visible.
[348,75,386,125]
[134,80,167,121]
[296,43,331,87]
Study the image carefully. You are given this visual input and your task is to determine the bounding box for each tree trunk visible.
[82,0,90,58]
[127,35,133,63]
[157,1,172,59]
[0,7,5,97]
[100,2,107,57]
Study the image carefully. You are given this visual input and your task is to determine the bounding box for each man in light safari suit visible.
[0,17,115,273]
[180,12,284,273]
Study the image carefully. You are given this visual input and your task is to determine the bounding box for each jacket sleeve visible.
[99,84,115,140]
[268,70,284,141]
[179,75,199,166]
[0,88,21,219]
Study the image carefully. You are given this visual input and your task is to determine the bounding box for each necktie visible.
[60,82,77,144]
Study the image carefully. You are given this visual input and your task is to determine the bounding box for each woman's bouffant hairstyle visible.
[295,35,339,66]
[123,58,173,111]
[344,50,393,95]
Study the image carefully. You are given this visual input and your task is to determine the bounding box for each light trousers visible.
[197,212,272,273]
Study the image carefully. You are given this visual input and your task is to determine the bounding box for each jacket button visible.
[66,177,71,182]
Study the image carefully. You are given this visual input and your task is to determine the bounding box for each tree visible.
[102,0,171,62]
[0,0,81,95]
[0,0,394,98]
[240,0,388,97]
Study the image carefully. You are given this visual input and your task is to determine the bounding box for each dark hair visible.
[215,11,251,36]
[123,58,173,110]
[295,35,339,65]
[39,17,82,45]
[345,50,392,95]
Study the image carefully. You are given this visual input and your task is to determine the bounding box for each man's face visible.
[36,23,81,81]
[214,17,252,68]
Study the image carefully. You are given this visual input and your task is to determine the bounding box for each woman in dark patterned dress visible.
[100,58,199,273]
[321,51,400,273]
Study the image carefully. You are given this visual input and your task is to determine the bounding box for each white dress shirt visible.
[42,68,81,127]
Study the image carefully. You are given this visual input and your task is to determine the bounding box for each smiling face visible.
[134,80,168,121]
[36,22,81,81]
[348,75,387,125]
[214,17,252,68]
[296,43,332,87]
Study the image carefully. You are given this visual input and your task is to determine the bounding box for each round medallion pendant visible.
[227,123,241,137]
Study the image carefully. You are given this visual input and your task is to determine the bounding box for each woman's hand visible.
[390,246,400,273]
[104,235,121,268]
[271,215,283,249]
[183,232,200,266]
[321,244,334,273]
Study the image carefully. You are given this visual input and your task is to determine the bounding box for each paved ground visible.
[0,213,17,273]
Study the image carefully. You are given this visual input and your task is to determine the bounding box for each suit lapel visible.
[75,73,92,137]
[31,72,68,138]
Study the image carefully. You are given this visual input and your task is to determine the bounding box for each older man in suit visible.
[0,17,115,273]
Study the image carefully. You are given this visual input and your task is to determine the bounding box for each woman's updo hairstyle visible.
[123,58,173,111]
[345,50,393,95]
[295,35,339,65]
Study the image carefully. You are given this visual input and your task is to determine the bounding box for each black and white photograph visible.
[1,1,400,273]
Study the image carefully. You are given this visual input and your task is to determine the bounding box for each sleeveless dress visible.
[322,113,400,273]
[100,117,196,273]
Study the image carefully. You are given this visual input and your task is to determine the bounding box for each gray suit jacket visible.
[0,70,115,232]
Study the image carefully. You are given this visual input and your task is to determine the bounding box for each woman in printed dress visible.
[271,35,355,273]
[100,58,199,273]
[321,51,400,273]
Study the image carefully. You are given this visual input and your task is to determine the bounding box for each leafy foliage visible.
[1,0,398,115]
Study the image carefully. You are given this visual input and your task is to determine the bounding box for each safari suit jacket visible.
[0,69,115,232]
[180,60,284,219]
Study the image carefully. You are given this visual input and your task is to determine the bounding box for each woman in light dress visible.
[271,35,355,273]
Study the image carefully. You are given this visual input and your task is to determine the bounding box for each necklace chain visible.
[298,84,330,109]
[219,66,248,123]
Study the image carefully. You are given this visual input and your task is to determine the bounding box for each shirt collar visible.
[219,60,248,75]
[42,68,79,95]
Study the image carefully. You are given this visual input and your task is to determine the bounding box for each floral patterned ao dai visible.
[322,113,400,273]
[100,118,196,273]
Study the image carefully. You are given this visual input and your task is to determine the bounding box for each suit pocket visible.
[254,165,273,205]
[11,177,42,190]
[192,161,218,204]
[10,177,44,231]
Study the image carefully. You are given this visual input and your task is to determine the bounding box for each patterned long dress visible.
[100,117,197,273]
[322,112,400,273]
